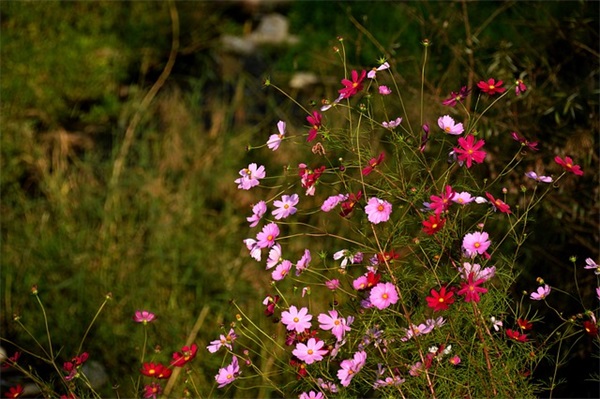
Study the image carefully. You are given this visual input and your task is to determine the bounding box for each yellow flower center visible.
[293,317,299,323]
[474,242,480,248]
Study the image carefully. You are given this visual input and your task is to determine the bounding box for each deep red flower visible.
[289,358,308,379]
[5,385,23,398]
[454,135,486,168]
[426,286,455,312]
[340,190,362,217]
[583,320,598,337]
[306,111,322,142]
[338,70,366,99]
[171,344,198,367]
[141,362,172,379]
[422,214,446,235]
[477,78,506,95]
[485,192,511,214]
[511,131,539,151]
[143,382,162,399]
[554,155,584,176]
[1,351,21,370]
[298,164,326,195]
[362,152,385,176]
[517,318,533,331]
[263,294,280,317]
[63,352,89,381]
[376,250,400,264]
[506,329,527,342]
[442,86,471,107]
[365,271,381,289]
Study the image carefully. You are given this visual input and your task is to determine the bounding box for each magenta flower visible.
[207,328,237,353]
[525,171,553,183]
[321,194,348,212]
[338,70,366,99]
[555,155,584,176]
[530,284,551,300]
[486,192,511,214]
[438,115,464,135]
[365,197,392,224]
[429,185,455,215]
[378,85,392,95]
[515,79,527,96]
[256,222,280,249]
[337,351,367,387]
[367,61,390,79]
[442,86,471,107]
[477,78,506,95]
[281,306,312,333]
[511,131,539,151]
[449,355,461,366]
[318,310,352,342]
[234,163,266,190]
[247,201,267,227]
[462,231,491,257]
[452,191,475,205]
[584,258,599,275]
[382,117,402,129]
[272,260,292,281]
[362,152,385,176]
[272,194,299,220]
[266,243,283,269]
[215,356,239,388]
[267,120,286,151]
[295,249,311,275]
[306,111,322,142]
[144,382,162,399]
[369,282,399,310]
[133,310,156,325]
[326,279,340,290]
[292,338,328,364]
[454,135,486,168]
[457,272,488,302]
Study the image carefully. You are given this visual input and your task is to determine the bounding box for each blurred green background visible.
[1,1,598,397]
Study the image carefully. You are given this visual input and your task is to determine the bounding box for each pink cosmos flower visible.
[554,155,584,176]
[266,243,283,269]
[462,231,491,257]
[382,117,402,129]
[584,258,599,275]
[338,70,366,99]
[256,222,279,249]
[477,78,506,95]
[459,262,495,282]
[362,152,385,176]
[452,191,475,205]
[369,282,399,310]
[321,194,348,212]
[133,310,156,324]
[491,316,503,331]
[454,135,486,168]
[267,120,286,151]
[515,79,527,96]
[272,260,292,281]
[243,238,262,261]
[295,249,311,275]
[449,355,461,365]
[353,275,369,291]
[318,310,352,342]
[215,356,239,388]
[247,201,267,227]
[207,328,237,353]
[281,306,312,333]
[333,249,361,268]
[442,86,471,107]
[272,194,299,220]
[234,163,266,190]
[326,279,340,290]
[429,185,455,215]
[457,272,488,303]
[530,284,551,300]
[378,85,392,95]
[144,382,162,399]
[438,115,464,135]
[420,123,430,152]
[306,111,322,142]
[299,391,325,399]
[367,61,390,79]
[292,338,328,364]
[486,192,511,214]
[337,351,367,387]
[525,171,553,183]
[365,197,392,224]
